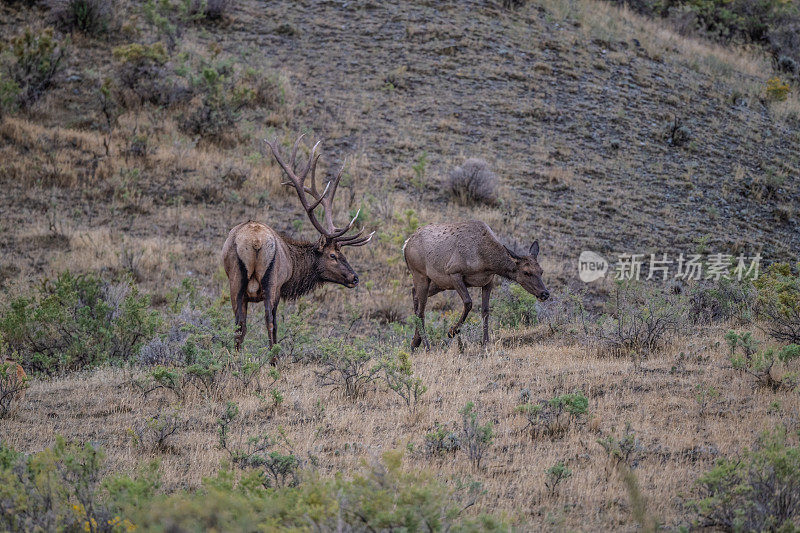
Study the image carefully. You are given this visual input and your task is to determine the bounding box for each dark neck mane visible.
[280,236,323,300]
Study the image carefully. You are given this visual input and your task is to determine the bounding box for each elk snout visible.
[347,274,359,288]
[539,290,550,301]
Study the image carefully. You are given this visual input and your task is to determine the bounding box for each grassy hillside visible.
[1,0,799,530]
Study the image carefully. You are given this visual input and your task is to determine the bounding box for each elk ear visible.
[315,235,327,252]
[529,240,540,259]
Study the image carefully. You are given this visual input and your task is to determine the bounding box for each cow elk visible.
[403,220,549,349]
[222,136,373,360]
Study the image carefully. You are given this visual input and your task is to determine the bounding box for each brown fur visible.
[403,220,549,349]
[222,137,373,360]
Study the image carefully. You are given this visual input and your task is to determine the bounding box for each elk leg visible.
[232,275,249,351]
[236,299,248,351]
[481,283,493,345]
[411,275,431,351]
[269,294,280,365]
[448,275,472,338]
[262,274,274,346]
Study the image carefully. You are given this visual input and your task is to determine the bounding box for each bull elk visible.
[403,220,549,349]
[222,136,373,357]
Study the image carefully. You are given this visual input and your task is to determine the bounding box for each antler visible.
[264,135,372,246]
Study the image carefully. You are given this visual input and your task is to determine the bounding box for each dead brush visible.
[130,409,183,453]
[445,158,498,206]
[315,338,382,400]
[516,391,588,439]
[598,281,687,364]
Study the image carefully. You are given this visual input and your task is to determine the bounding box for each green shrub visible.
[0,437,112,532]
[516,391,588,439]
[277,301,316,362]
[382,349,427,412]
[0,272,159,374]
[218,404,301,489]
[725,330,799,389]
[316,338,382,400]
[111,42,188,107]
[545,461,572,497]
[460,402,494,469]
[755,262,800,345]
[494,283,539,328]
[424,423,461,456]
[688,276,757,324]
[0,27,67,111]
[0,439,510,531]
[183,0,234,21]
[48,0,113,35]
[689,427,800,531]
[179,61,259,142]
[598,423,642,469]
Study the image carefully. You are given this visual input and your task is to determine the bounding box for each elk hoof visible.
[411,335,422,350]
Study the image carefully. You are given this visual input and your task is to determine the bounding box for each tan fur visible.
[403,220,549,349]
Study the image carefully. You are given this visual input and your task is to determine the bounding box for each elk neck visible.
[494,247,521,280]
[280,236,324,300]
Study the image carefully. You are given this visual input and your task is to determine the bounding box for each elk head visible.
[508,240,550,301]
[264,135,373,288]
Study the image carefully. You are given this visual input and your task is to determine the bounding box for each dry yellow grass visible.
[3,323,797,530]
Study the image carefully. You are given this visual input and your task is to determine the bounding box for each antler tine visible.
[317,157,347,233]
[339,231,375,247]
[328,157,347,206]
[334,227,365,243]
[307,181,331,211]
[327,208,360,239]
[264,136,333,238]
[289,134,305,172]
[305,142,323,197]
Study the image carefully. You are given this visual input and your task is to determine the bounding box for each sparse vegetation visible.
[382,349,427,412]
[130,409,183,452]
[689,427,800,532]
[315,338,382,400]
[545,461,572,497]
[755,263,800,344]
[725,330,799,389]
[517,391,589,439]
[0,27,66,112]
[493,283,539,328]
[0,272,159,374]
[47,0,114,35]
[459,402,494,469]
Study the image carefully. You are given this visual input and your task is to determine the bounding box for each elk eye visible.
[329,253,337,259]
